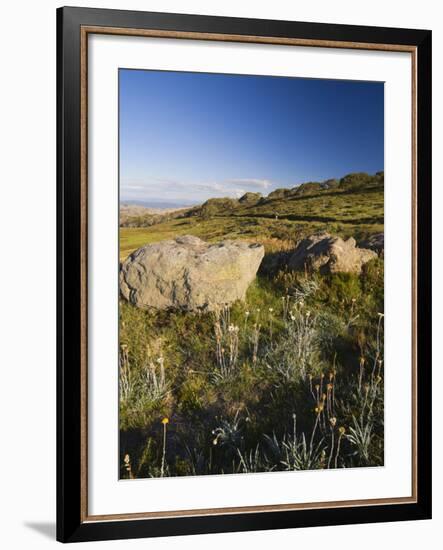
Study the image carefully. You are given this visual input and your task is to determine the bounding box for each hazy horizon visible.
[119,69,384,205]
[120,198,199,209]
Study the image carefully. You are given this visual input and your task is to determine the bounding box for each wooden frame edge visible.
[80,25,89,524]
[82,25,417,52]
[84,496,417,523]
[411,48,418,503]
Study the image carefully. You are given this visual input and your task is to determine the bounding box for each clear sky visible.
[119,69,384,207]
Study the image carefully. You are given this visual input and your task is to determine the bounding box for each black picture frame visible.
[57,6,432,543]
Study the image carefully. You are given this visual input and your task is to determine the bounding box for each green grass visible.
[120,266,385,478]
[119,173,385,478]
[120,175,383,260]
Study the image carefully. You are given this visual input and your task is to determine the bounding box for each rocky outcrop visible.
[120,235,264,311]
[359,233,384,255]
[288,233,377,274]
[238,192,262,205]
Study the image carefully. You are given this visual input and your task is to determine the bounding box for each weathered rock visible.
[359,233,384,255]
[120,235,264,311]
[238,192,262,205]
[287,232,377,274]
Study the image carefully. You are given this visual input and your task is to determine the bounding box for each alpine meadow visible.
[118,69,384,479]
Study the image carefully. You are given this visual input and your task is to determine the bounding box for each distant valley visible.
[119,171,384,260]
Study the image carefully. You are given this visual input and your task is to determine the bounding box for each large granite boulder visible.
[120,235,264,311]
[288,233,377,274]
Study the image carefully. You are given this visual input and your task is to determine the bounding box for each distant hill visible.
[185,171,384,219]
[120,204,190,227]
[121,199,197,209]
[120,171,384,259]
[120,204,169,217]
[119,172,384,254]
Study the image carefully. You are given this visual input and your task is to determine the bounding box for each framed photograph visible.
[57,6,432,543]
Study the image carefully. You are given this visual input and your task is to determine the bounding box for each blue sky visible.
[119,69,384,207]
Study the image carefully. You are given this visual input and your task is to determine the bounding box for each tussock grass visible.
[119,172,384,478]
[120,263,384,478]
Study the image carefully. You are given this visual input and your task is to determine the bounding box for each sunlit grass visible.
[120,263,384,478]
[119,174,385,478]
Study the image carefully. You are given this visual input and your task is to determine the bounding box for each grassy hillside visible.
[120,172,383,261]
[119,172,385,479]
